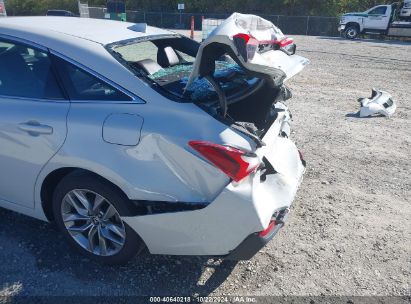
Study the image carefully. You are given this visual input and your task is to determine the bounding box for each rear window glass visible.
[114,41,158,62]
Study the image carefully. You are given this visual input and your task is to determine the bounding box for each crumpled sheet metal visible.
[186,12,309,90]
[207,12,285,42]
[358,89,397,118]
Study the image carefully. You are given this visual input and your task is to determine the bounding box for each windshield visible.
[108,36,261,103]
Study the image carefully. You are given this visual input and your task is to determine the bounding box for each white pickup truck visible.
[338,1,411,39]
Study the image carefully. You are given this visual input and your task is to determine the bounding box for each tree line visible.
[4,0,398,17]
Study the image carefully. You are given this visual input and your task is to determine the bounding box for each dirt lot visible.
[0,34,410,301]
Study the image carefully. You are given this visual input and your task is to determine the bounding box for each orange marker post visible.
[190,16,195,39]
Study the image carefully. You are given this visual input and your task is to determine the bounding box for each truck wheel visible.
[345,25,359,39]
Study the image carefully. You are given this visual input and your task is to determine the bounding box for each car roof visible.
[0,16,174,45]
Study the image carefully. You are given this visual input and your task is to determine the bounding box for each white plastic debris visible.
[358,89,397,118]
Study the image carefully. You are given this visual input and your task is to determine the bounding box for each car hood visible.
[186,12,309,89]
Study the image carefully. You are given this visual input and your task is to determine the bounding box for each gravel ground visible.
[0,34,410,301]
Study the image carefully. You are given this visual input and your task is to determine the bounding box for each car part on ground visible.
[358,89,397,118]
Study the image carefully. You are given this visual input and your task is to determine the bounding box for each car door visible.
[364,6,390,30]
[0,37,69,208]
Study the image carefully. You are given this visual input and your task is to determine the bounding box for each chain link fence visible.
[87,8,340,37]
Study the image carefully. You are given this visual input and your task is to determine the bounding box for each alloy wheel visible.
[61,189,126,256]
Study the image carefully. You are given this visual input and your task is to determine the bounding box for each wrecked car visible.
[0,14,308,264]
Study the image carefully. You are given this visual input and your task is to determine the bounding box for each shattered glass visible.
[149,64,193,80]
[149,61,258,102]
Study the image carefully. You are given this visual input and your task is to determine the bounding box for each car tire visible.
[52,170,145,265]
[344,25,359,39]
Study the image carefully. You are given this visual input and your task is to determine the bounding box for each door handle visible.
[18,121,53,135]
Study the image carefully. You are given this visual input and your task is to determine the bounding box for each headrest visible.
[157,46,180,68]
[134,59,163,75]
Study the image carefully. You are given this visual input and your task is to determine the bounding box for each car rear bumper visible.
[122,135,305,257]
[122,106,304,257]
[338,24,346,32]
[225,208,289,260]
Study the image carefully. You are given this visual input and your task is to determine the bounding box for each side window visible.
[369,7,387,15]
[53,56,132,101]
[0,39,64,99]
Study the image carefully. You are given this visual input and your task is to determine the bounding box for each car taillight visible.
[233,33,295,61]
[233,33,259,61]
[189,141,260,183]
[277,37,294,48]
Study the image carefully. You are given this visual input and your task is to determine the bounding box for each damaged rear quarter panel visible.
[122,105,305,256]
[41,97,256,204]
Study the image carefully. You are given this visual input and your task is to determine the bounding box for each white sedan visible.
[0,14,308,264]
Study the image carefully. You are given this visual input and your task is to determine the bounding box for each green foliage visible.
[3,0,402,17]
[5,0,77,15]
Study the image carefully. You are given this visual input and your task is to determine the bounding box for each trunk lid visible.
[186,12,309,90]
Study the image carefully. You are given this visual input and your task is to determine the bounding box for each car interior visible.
[109,37,282,143]
[0,41,127,101]
[110,37,261,103]
[0,43,62,99]
[133,46,181,75]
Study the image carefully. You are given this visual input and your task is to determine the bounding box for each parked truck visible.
[339,1,411,39]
